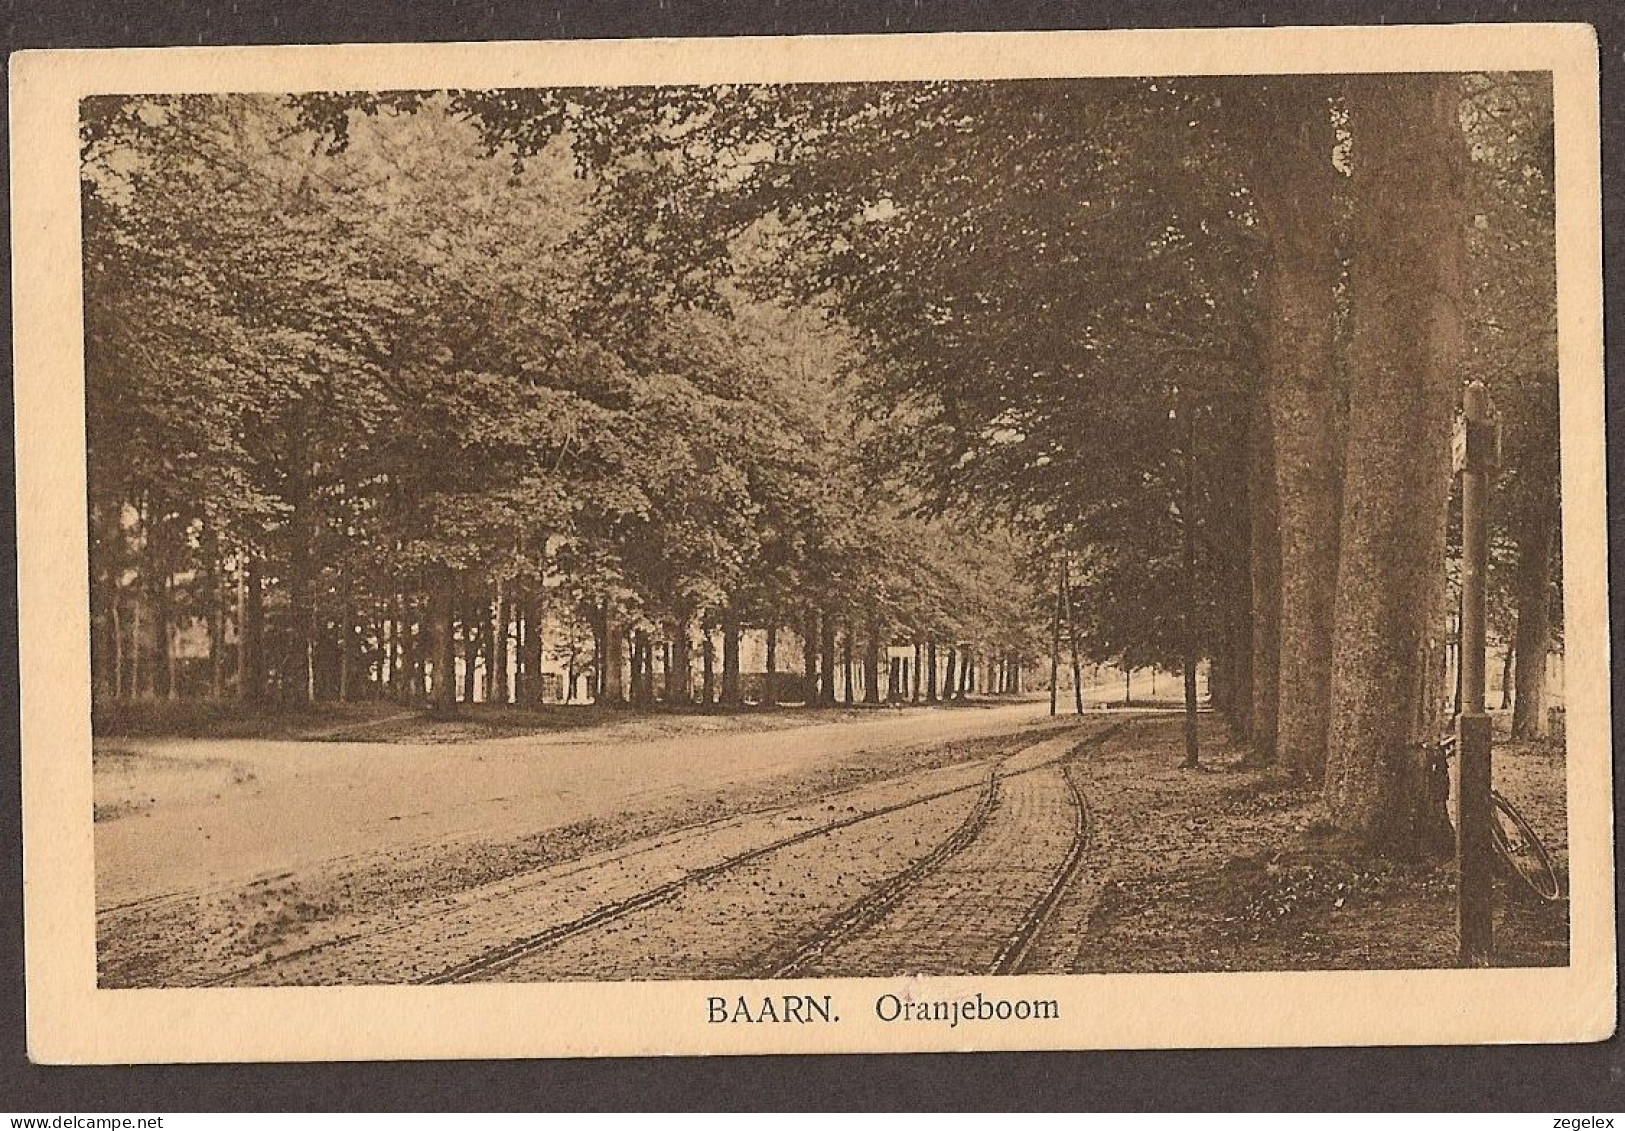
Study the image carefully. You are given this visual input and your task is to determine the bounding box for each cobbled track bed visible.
[489,787,986,981]
[472,720,1125,983]
[785,725,1122,977]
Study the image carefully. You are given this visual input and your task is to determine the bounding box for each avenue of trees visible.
[82,91,1042,722]
[82,72,1560,859]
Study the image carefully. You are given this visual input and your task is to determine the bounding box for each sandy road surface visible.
[95,700,1059,910]
[230,760,994,986]
[105,709,1548,984]
[172,717,1120,987]
[97,701,1146,986]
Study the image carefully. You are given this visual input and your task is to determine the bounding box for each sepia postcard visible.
[11,23,1613,1062]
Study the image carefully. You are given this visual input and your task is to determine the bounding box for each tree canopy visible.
[84,73,1561,856]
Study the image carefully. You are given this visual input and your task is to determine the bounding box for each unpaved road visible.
[96,700,1065,908]
[94,705,1565,985]
[96,701,1134,986]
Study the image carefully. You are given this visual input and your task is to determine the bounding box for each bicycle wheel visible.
[1489,790,1563,903]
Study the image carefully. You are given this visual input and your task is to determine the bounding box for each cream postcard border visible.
[11,24,1613,1063]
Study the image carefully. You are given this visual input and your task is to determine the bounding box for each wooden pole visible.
[1062,552,1084,715]
[1049,553,1063,717]
[1457,380,1498,965]
[1181,388,1200,769]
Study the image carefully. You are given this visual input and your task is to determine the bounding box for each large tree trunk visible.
[842,631,855,704]
[388,602,402,701]
[819,612,837,705]
[1511,502,1556,738]
[802,610,819,704]
[629,628,649,707]
[720,612,741,706]
[481,598,496,703]
[926,641,939,703]
[491,585,511,704]
[130,584,145,699]
[864,613,882,705]
[1225,537,1255,741]
[519,595,544,707]
[89,502,120,701]
[764,624,778,706]
[1245,80,1343,781]
[162,573,179,701]
[381,614,393,700]
[590,601,606,701]
[1324,74,1466,858]
[637,640,649,706]
[460,599,478,704]
[408,603,426,704]
[641,634,657,706]
[601,601,626,705]
[111,587,125,700]
[1180,392,1201,768]
[512,605,527,705]
[628,630,642,706]
[292,509,319,705]
[668,614,693,706]
[334,574,351,703]
[147,513,173,701]
[206,552,226,701]
[1247,389,1282,763]
[701,633,715,707]
[1263,273,1341,778]
[430,575,458,714]
[372,615,387,699]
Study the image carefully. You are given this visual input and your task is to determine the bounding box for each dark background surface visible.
[2,0,1622,1112]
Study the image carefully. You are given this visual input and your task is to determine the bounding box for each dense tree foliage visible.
[83,93,1043,716]
[84,73,1561,859]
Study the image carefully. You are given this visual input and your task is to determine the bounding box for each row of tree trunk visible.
[1214,75,1556,858]
[92,559,1029,716]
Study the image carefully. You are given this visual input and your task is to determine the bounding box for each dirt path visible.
[201,757,997,986]
[95,699,1057,911]
[96,708,1566,987]
[97,703,1098,986]
[174,719,1116,987]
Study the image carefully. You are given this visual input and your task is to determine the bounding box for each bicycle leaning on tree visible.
[1431,733,1563,904]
